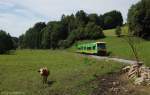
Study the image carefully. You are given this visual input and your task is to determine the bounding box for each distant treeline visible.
[19,10,123,49]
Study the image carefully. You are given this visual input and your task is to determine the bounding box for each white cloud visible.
[0,0,140,37]
[0,13,37,36]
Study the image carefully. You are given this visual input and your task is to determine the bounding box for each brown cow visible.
[38,67,49,84]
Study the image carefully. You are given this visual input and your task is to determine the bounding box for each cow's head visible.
[38,67,49,76]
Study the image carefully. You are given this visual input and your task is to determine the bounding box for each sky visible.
[0,0,140,37]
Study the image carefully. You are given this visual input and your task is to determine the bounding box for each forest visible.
[19,10,123,49]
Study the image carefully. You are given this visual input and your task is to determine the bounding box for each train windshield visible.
[97,43,106,49]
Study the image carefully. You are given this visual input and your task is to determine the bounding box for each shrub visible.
[115,26,122,37]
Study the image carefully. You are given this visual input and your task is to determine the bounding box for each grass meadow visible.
[0,50,123,95]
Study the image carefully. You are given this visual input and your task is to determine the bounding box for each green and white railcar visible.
[77,42,107,56]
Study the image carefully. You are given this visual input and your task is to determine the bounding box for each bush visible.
[115,26,122,37]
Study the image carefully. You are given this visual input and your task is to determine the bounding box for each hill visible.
[71,26,150,66]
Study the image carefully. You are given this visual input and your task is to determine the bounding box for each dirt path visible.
[91,72,150,95]
[88,55,136,64]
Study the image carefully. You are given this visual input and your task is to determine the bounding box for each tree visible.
[23,22,46,49]
[88,14,99,25]
[115,26,122,37]
[128,0,150,39]
[65,22,104,42]
[0,30,14,54]
[75,10,88,27]
[103,10,123,29]
[61,14,76,34]
[98,15,104,28]
[19,34,25,49]
[123,30,143,78]
[41,27,51,49]
[104,16,113,29]
[11,37,19,49]
[84,22,104,39]
[48,21,67,49]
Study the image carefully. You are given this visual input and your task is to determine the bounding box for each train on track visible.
[76,42,107,56]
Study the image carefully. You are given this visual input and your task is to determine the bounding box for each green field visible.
[0,50,123,95]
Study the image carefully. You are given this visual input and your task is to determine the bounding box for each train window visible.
[82,47,84,50]
[93,46,96,50]
[87,47,91,50]
[97,43,106,49]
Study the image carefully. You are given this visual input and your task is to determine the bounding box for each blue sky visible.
[0,0,140,37]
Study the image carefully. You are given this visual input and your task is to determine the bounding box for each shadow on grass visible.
[106,51,112,56]
[47,80,56,87]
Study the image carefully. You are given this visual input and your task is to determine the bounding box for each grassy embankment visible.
[71,26,150,66]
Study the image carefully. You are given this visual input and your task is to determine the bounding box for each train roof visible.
[77,42,106,47]
[96,42,106,44]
